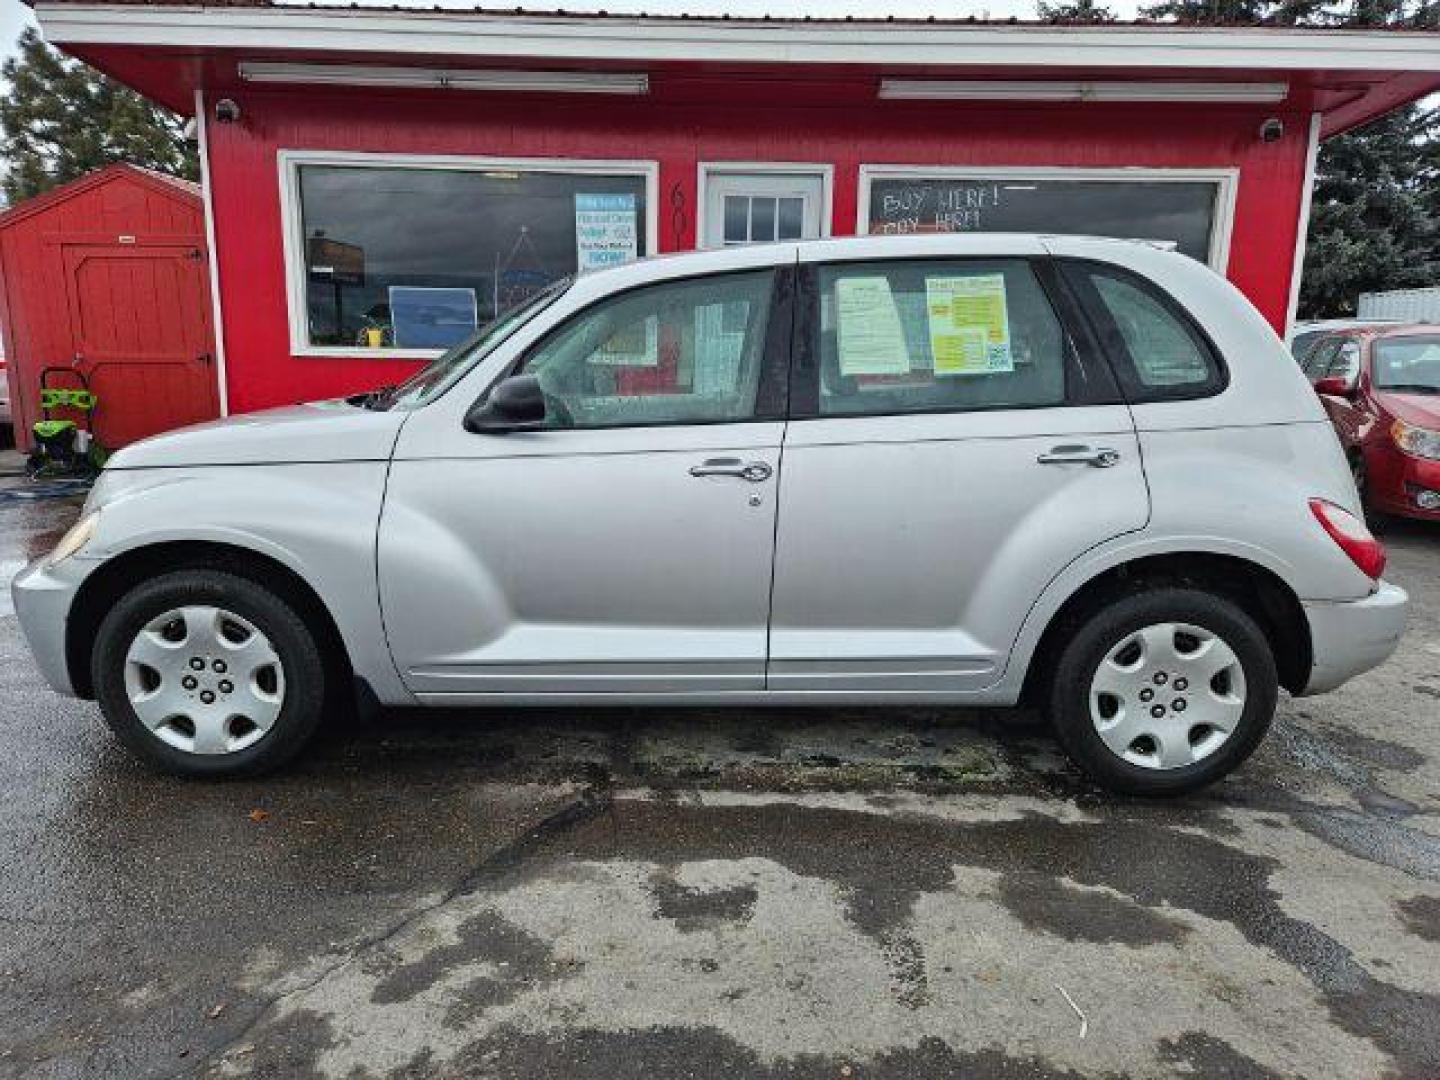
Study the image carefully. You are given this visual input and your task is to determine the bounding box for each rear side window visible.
[1299,337,1340,379]
[812,258,1070,417]
[1069,263,1225,401]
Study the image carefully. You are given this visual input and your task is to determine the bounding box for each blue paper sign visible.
[575,193,639,273]
[389,286,479,349]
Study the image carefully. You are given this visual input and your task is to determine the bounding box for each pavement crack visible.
[183,784,613,1078]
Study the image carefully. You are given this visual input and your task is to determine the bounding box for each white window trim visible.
[694,162,835,250]
[277,149,659,360]
[195,87,230,414]
[1284,113,1323,340]
[856,164,1240,274]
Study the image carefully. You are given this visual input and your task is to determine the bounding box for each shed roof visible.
[0,163,200,232]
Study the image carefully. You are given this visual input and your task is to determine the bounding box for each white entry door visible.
[702,168,828,248]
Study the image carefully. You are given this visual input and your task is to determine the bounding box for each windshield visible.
[1374,336,1440,394]
[378,278,571,410]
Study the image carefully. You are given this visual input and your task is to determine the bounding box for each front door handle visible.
[1037,445,1121,468]
[689,458,773,482]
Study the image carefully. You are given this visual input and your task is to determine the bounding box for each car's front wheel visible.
[1048,587,1278,796]
[92,570,328,777]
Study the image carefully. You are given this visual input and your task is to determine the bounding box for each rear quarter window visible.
[1064,261,1226,402]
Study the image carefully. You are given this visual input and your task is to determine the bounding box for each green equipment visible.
[28,367,104,480]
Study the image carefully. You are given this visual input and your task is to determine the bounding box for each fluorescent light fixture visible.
[238,62,649,95]
[878,79,1288,103]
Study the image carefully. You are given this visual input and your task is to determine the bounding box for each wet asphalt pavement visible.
[2,494,1439,1079]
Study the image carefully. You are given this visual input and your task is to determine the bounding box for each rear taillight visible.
[1309,498,1386,580]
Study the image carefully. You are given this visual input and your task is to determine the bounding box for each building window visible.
[860,168,1234,269]
[283,154,655,355]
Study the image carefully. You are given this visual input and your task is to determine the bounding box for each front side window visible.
[1075,264,1222,398]
[1374,336,1440,393]
[813,259,1069,417]
[293,162,648,351]
[517,270,775,428]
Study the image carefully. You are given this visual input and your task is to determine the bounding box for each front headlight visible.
[1391,419,1440,461]
[47,511,100,566]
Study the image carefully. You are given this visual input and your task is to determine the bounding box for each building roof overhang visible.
[31,2,1440,137]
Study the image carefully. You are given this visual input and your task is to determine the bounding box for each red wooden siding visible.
[203,84,1312,414]
[0,166,220,449]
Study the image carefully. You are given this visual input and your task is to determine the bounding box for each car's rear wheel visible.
[92,570,327,777]
[1048,587,1277,796]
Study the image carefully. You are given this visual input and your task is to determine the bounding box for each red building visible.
[0,163,219,448]
[31,2,1440,418]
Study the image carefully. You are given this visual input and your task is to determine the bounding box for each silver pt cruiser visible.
[13,235,1409,795]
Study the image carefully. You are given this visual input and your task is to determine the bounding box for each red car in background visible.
[1300,324,1440,523]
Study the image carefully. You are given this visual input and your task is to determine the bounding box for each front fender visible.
[78,464,413,706]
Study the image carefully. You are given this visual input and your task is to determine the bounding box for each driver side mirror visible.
[1313,375,1357,398]
[464,375,547,433]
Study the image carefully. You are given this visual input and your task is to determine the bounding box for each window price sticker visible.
[925,274,1014,375]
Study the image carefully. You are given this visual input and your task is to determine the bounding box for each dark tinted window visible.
[1291,329,1326,362]
[1299,337,1340,378]
[296,164,647,349]
[814,258,1069,416]
[867,176,1219,263]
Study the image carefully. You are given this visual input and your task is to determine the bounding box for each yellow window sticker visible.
[925,274,1014,375]
[835,276,912,376]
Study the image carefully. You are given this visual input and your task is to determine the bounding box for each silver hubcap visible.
[1089,621,1246,771]
[124,606,286,755]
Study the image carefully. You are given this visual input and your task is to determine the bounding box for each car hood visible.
[104,399,410,470]
[1376,391,1440,430]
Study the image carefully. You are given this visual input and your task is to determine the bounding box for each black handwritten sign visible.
[868,177,1218,263]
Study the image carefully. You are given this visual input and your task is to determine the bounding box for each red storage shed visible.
[0,163,220,450]
[27,3,1440,418]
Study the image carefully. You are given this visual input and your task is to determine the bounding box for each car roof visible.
[1351,323,1439,340]
[570,233,1190,296]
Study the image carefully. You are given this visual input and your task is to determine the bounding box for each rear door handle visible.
[1037,445,1121,468]
[689,458,773,482]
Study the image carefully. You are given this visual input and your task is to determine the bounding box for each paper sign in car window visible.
[925,274,1014,375]
[835,276,912,376]
[591,314,659,366]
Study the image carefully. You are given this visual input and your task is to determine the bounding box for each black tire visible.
[92,569,328,778]
[1048,587,1278,797]
[1350,452,1388,533]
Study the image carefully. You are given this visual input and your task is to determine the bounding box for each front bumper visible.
[11,556,95,698]
[1300,580,1410,696]
[1370,449,1440,520]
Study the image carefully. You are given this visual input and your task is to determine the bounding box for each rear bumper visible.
[11,556,91,698]
[1299,581,1409,696]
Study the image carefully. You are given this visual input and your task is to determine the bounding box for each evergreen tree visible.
[0,28,196,205]
[1037,0,1118,21]
[1297,0,1439,315]
[1300,106,1439,316]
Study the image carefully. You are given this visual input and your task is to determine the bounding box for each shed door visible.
[62,242,219,448]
